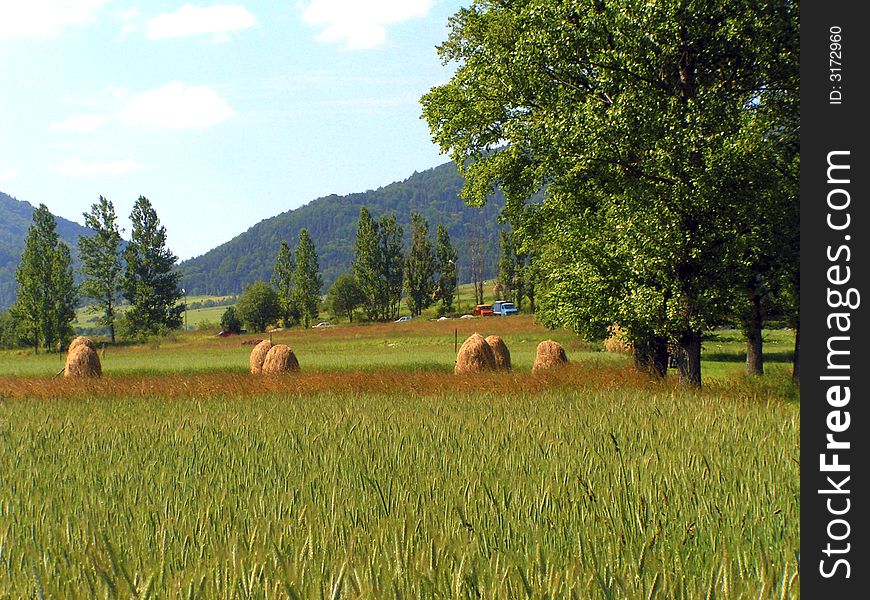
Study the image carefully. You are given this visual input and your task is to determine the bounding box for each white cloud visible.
[0,168,17,182]
[146,4,256,40]
[116,81,235,129]
[0,0,110,40]
[300,0,433,49]
[51,114,110,132]
[60,158,143,177]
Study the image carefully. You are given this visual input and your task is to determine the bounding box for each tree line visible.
[228,207,461,333]
[1,196,182,351]
[421,0,799,388]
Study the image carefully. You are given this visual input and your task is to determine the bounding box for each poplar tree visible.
[404,213,436,316]
[12,204,77,352]
[79,196,123,343]
[434,223,457,315]
[378,214,404,321]
[353,207,380,321]
[293,228,322,328]
[272,241,296,327]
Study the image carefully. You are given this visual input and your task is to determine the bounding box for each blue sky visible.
[0,0,466,260]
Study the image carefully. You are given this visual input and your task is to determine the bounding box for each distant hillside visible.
[178,161,508,296]
[0,192,94,310]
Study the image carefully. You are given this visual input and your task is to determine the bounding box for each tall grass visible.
[0,368,798,598]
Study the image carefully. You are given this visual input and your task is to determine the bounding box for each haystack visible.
[68,335,96,353]
[485,335,511,370]
[261,344,300,374]
[64,344,102,378]
[250,340,274,374]
[455,333,496,374]
[532,340,568,373]
[603,326,632,354]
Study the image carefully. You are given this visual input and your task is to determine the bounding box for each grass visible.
[0,317,799,598]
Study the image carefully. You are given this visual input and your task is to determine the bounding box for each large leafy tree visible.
[293,229,323,328]
[326,273,364,322]
[236,280,281,333]
[272,241,297,327]
[12,204,77,352]
[79,196,123,343]
[422,0,799,387]
[434,223,458,315]
[404,213,437,316]
[121,196,183,337]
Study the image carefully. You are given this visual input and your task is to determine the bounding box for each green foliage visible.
[271,241,296,327]
[121,197,183,338]
[326,273,364,323]
[292,229,323,328]
[422,0,799,387]
[378,214,404,321]
[353,207,380,321]
[434,223,457,315]
[404,213,436,316]
[78,196,123,343]
[353,209,405,322]
[0,191,93,310]
[0,308,23,349]
[219,306,242,334]
[235,280,281,333]
[11,204,78,352]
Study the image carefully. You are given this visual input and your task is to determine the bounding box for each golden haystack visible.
[532,340,568,373]
[603,326,632,354]
[485,335,511,370]
[261,344,300,374]
[455,333,496,374]
[63,345,102,378]
[68,335,96,353]
[250,340,274,374]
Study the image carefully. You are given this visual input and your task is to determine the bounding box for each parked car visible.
[313,322,333,328]
[472,304,494,316]
[394,315,412,323]
[492,300,518,316]
[216,330,238,337]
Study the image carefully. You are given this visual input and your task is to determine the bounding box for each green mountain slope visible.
[0,191,94,310]
[178,161,507,296]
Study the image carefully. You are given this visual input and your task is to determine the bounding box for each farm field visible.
[0,317,799,598]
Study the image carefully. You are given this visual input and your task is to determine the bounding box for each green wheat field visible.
[0,318,799,598]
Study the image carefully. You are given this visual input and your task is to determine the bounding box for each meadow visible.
[0,317,799,598]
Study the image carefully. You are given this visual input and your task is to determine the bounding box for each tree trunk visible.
[745,291,763,375]
[109,323,116,344]
[676,331,702,388]
[633,334,669,379]
[792,316,800,385]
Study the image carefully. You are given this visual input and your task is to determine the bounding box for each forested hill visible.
[177,161,507,296]
[0,191,93,310]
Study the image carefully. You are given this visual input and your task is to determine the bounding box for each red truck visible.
[472,304,494,316]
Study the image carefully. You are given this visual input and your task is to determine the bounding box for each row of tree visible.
[421,0,799,387]
[352,207,458,320]
[4,196,182,351]
[228,208,462,333]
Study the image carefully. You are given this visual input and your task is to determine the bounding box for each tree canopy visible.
[422,0,799,386]
[12,204,77,352]
[79,196,123,343]
[121,196,183,338]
